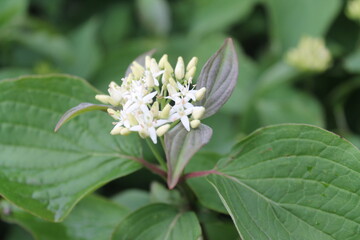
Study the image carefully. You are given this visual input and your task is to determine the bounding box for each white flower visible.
[169,97,194,131]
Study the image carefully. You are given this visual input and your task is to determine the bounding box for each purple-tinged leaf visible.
[55,102,109,132]
[196,38,238,118]
[165,124,213,189]
[125,49,156,76]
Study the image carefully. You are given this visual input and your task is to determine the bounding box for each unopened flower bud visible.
[186,57,198,71]
[168,77,177,88]
[120,128,131,136]
[164,61,173,73]
[156,124,170,136]
[151,102,159,117]
[167,84,177,96]
[127,73,134,82]
[110,126,123,135]
[175,57,185,80]
[150,59,160,75]
[128,114,138,126]
[192,107,205,120]
[190,120,201,129]
[347,0,360,21]
[145,56,151,69]
[131,62,145,79]
[185,66,196,80]
[139,130,149,139]
[95,94,112,104]
[146,73,155,87]
[159,104,171,119]
[107,108,119,120]
[162,70,170,84]
[158,54,168,69]
[195,87,206,101]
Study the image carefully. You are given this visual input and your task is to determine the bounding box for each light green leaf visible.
[112,203,202,240]
[1,195,129,240]
[165,124,213,189]
[136,0,171,36]
[0,0,28,29]
[208,124,360,239]
[266,0,341,53]
[54,103,109,132]
[0,75,142,221]
[190,0,257,37]
[185,152,227,213]
[150,182,183,206]
[256,86,324,126]
[65,18,102,78]
[112,189,150,211]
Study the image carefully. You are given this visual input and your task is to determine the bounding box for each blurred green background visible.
[1,0,360,238]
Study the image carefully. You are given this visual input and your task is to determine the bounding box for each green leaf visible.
[0,0,28,29]
[165,124,213,189]
[65,18,102,78]
[136,0,171,36]
[344,48,360,74]
[4,225,33,240]
[196,38,238,118]
[208,124,360,239]
[256,87,324,126]
[112,203,202,240]
[0,75,142,221]
[1,195,129,240]
[266,0,341,53]
[150,182,183,206]
[185,152,227,213]
[112,189,150,211]
[199,212,239,240]
[189,0,257,37]
[54,103,109,132]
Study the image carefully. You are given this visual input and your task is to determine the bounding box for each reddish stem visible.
[183,169,222,180]
[132,157,167,177]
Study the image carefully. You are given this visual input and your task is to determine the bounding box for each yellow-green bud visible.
[139,130,149,139]
[151,102,159,117]
[190,120,201,129]
[95,94,112,104]
[175,57,185,80]
[120,128,131,136]
[192,107,205,120]
[167,84,177,96]
[164,61,174,73]
[159,104,171,119]
[347,0,360,21]
[128,114,138,126]
[145,56,151,69]
[158,54,168,69]
[186,57,198,71]
[156,124,170,136]
[162,70,171,84]
[146,73,155,87]
[150,58,160,74]
[110,126,123,135]
[195,87,206,101]
[185,66,196,80]
[285,36,332,72]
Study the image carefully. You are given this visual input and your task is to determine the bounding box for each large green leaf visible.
[185,152,227,213]
[0,75,142,221]
[208,124,360,239]
[112,203,202,240]
[0,0,27,30]
[266,0,341,53]
[1,195,129,240]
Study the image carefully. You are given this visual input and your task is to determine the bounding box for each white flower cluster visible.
[286,36,332,72]
[95,55,206,144]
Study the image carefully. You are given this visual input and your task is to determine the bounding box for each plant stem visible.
[183,170,222,180]
[132,157,166,177]
[146,138,167,170]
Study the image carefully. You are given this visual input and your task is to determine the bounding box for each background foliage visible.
[1,0,360,239]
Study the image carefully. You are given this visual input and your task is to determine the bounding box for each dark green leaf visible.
[54,103,109,132]
[0,75,142,221]
[165,124,212,189]
[196,38,238,118]
[1,195,129,240]
[208,124,360,239]
[112,189,150,211]
[112,203,202,240]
